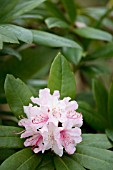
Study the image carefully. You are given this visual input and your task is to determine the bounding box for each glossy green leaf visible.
[81,134,112,149]
[106,128,113,142]
[1,24,33,44]
[45,1,66,21]
[73,146,113,170]
[74,27,112,41]
[0,148,42,170]
[32,30,82,49]
[0,137,24,149]
[48,53,76,99]
[61,0,76,23]
[54,155,85,170]
[92,79,108,117]
[78,101,107,131]
[0,26,19,48]
[108,82,113,127]
[62,47,83,65]
[4,75,33,118]
[0,24,33,49]
[11,0,46,20]
[89,42,113,60]
[45,17,69,29]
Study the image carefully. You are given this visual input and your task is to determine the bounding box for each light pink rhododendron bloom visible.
[18,88,83,157]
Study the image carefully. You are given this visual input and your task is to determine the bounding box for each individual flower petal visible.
[24,133,44,154]
[18,118,30,128]
[31,88,51,106]
[66,111,83,128]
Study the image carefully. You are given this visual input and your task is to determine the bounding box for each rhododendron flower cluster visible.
[18,88,83,157]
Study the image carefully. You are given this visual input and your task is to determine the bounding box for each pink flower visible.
[18,88,83,156]
[60,126,82,154]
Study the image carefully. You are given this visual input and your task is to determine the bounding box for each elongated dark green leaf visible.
[37,154,54,170]
[45,1,66,21]
[0,126,23,137]
[45,17,69,29]
[48,53,76,99]
[81,134,112,149]
[61,0,76,23]
[0,26,19,49]
[0,148,42,170]
[0,137,24,149]
[11,0,46,20]
[106,128,113,142]
[73,146,113,170]
[92,79,108,117]
[54,155,85,170]
[108,82,113,127]
[74,27,112,41]
[89,42,113,60]
[62,47,83,65]
[2,24,33,44]
[78,101,107,131]
[4,75,33,118]
[32,30,81,49]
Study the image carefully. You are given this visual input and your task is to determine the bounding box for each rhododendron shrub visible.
[1,0,113,162]
[18,88,83,156]
[2,52,113,170]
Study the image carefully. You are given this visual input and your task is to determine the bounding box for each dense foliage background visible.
[0,0,113,169]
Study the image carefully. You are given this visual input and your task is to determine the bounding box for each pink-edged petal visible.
[66,111,83,128]
[60,127,82,155]
[18,118,30,127]
[65,143,76,155]
[21,130,34,138]
[24,135,38,146]
[33,144,44,153]
[24,133,43,147]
